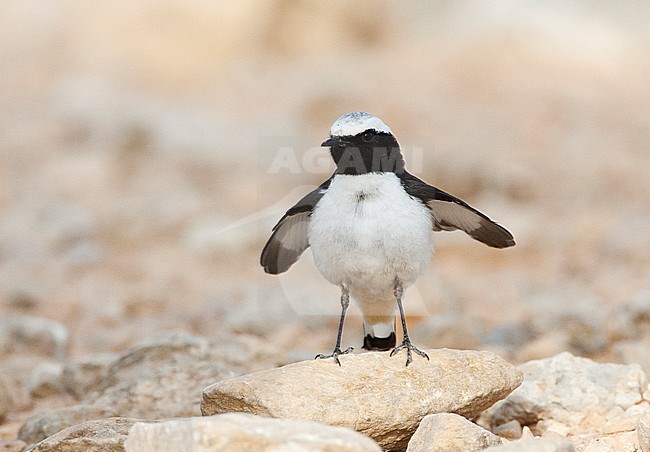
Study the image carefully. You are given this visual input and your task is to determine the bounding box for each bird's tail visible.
[362,315,396,351]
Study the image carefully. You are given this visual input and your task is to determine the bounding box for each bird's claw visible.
[315,346,354,366]
[390,340,429,367]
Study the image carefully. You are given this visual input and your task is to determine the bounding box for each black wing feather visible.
[400,171,515,248]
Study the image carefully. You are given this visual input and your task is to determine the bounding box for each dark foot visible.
[390,340,429,367]
[315,347,354,366]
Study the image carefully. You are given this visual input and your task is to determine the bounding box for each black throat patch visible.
[329,131,405,175]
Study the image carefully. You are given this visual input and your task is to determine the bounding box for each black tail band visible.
[362,332,396,351]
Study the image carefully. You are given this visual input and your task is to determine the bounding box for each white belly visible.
[308,173,433,301]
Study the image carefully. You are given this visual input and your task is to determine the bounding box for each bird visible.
[261,112,515,366]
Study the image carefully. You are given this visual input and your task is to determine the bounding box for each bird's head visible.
[322,112,405,175]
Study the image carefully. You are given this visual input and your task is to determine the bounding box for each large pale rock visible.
[124,413,381,452]
[85,332,263,419]
[93,332,282,394]
[28,417,139,452]
[406,413,503,452]
[18,404,119,445]
[202,349,522,450]
[481,352,650,437]
[92,362,235,419]
[92,332,214,392]
[484,438,575,451]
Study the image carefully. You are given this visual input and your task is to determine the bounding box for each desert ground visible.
[1,2,649,451]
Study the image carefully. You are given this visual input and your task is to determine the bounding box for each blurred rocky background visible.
[1,0,649,449]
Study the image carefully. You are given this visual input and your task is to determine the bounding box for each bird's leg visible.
[390,277,430,366]
[315,284,354,365]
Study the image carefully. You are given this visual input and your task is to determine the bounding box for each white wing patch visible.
[261,212,310,274]
[276,213,310,252]
[428,200,482,232]
[426,199,515,248]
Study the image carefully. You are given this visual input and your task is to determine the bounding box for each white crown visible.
[329,112,393,137]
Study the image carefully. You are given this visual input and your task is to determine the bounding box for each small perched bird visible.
[261,112,515,366]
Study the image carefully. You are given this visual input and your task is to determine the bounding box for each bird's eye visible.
[362,131,374,142]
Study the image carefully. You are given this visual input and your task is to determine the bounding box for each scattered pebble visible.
[406,413,503,451]
[28,417,140,452]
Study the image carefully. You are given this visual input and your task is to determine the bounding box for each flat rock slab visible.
[124,413,381,452]
[202,349,522,450]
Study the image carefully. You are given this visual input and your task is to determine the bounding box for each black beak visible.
[321,136,341,147]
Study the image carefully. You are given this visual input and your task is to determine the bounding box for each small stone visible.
[484,437,575,451]
[125,413,381,452]
[28,417,139,452]
[0,359,34,411]
[27,361,65,398]
[0,379,11,421]
[541,431,567,441]
[615,340,650,375]
[517,332,569,362]
[493,420,523,440]
[5,291,39,311]
[0,440,27,452]
[0,316,68,360]
[537,419,571,437]
[18,404,119,445]
[205,333,285,370]
[560,313,609,356]
[603,413,642,434]
[580,411,607,430]
[406,413,503,451]
[62,354,115,399]
[202,349,522,450]
[522,426,534,438]
[412,314,483,350]
[578,442,611,452]
[577,431,640,451]
[638,413,650,452]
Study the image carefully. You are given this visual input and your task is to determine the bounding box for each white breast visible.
[308,173,433,300]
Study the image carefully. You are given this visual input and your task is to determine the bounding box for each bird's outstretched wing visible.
[261,178,332,274]
[400,172,515,248]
